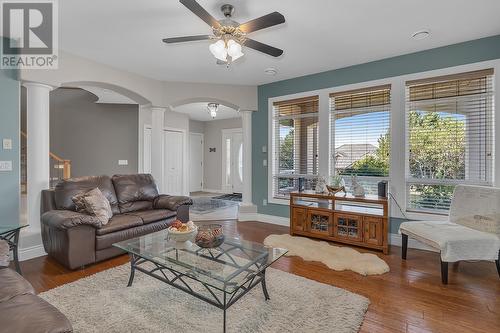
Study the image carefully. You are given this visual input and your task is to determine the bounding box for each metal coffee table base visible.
[126,253,270,333]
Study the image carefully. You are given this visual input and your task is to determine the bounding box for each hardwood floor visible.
[17,220,500,333]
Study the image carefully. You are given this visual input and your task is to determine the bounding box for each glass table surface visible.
[113,230,288,293]
[0,224,27,234]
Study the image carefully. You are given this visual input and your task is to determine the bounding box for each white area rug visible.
[264,234,390,276]
[40,264,369,333]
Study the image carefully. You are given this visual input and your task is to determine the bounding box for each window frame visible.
[329,85,392,195]
[267,59,500,222]
[404,72,495,214]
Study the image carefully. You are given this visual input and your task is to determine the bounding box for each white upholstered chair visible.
[399,185,500,284]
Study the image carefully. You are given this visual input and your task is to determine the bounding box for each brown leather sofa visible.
[0,240,73,333]
[41,174,192,270]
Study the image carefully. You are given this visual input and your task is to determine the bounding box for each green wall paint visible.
[0,38,20,226]
[253,34,500,233]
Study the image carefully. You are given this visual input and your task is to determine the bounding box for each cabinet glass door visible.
[307,210,331,236]
[334,214,362,241]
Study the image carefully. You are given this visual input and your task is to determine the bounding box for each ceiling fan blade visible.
[162,35,211,43]
[238,12,285,33]
[179,0,221,28]
[244,38,283,57]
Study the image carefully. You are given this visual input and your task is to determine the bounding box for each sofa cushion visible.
[127,209,176,224]
[72,188,113,225]
[111,174,159,213]
[54,176,120,215]
[0,294,73,333]
[95,214,143,236]
[95,219,173,250]
[0,268,35,303]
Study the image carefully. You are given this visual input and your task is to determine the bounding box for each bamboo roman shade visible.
[272,96,319,198]
[406,69,494,212]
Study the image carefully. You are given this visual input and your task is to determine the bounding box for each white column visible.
[151,107,165,193]
[24,82,53,231]
[239,110,257,214]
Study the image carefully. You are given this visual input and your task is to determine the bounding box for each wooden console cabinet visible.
[289,192,389,254]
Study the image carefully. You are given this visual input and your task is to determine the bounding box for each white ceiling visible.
[59,0,500,86]
[174,102,239,121]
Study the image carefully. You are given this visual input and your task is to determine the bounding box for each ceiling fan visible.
[162,0,285,64]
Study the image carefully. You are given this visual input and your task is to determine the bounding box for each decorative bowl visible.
[195,224,225,248]
[167,225,198,243]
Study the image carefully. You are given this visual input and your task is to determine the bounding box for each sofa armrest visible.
[153,195,193,211]
[0,240,9,267]
[41,210,102,230]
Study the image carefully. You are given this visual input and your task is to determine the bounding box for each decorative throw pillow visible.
[71,188,113,225]
[72,192,88,213]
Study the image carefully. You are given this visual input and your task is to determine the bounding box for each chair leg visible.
[496,250,499,279]
[401,234,408,260]
[440,259,448,285]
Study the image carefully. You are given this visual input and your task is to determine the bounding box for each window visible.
[406,69,494,213]
[272,96,319,198]
[330,85,391,194]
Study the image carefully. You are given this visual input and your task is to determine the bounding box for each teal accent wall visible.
[0,38,20,226]
[253,34,500,233]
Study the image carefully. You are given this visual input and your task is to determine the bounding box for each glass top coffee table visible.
[114,230,287,333]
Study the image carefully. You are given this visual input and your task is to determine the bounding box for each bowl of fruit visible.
[167,220,198,244]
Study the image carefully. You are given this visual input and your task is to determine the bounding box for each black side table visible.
[0,225,27,275]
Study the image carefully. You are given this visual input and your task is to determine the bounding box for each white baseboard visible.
[19,244,47,261]
[240,213,437,251]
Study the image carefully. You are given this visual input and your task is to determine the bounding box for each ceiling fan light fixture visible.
[207,102,219,119]
[227,39,244,61]
[209,40,227,61]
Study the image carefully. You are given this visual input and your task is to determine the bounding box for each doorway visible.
[164,129,185,195]
[221,128,243,193]
[189,132,204,192]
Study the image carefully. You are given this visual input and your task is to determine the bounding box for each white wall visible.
[203,117,242,191]
[189,120,205,134]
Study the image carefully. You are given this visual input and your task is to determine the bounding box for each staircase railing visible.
[20,131,71,191]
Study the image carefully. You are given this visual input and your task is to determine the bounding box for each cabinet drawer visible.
[363,217,383,246]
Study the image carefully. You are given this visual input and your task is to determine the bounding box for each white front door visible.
[164,130,184,195]
[189,133,203,192]
[222,129,243,193]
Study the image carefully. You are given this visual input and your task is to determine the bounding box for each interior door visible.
[164,130,184,195]
[189,133,203,192]
[230,132,243,193]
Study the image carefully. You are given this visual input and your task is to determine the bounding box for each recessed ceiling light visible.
[412,30,430,40]
[265,67,278,76]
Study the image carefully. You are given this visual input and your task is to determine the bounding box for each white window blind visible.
[406,69,494,213]
[330,85,391,194]
[272,96,319,198]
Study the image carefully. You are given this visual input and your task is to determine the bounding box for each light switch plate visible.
[118,160,128,166]
[2,138,12,150]
[263,159,267,167]
[262,145,267,153]
[0,161,13,171]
